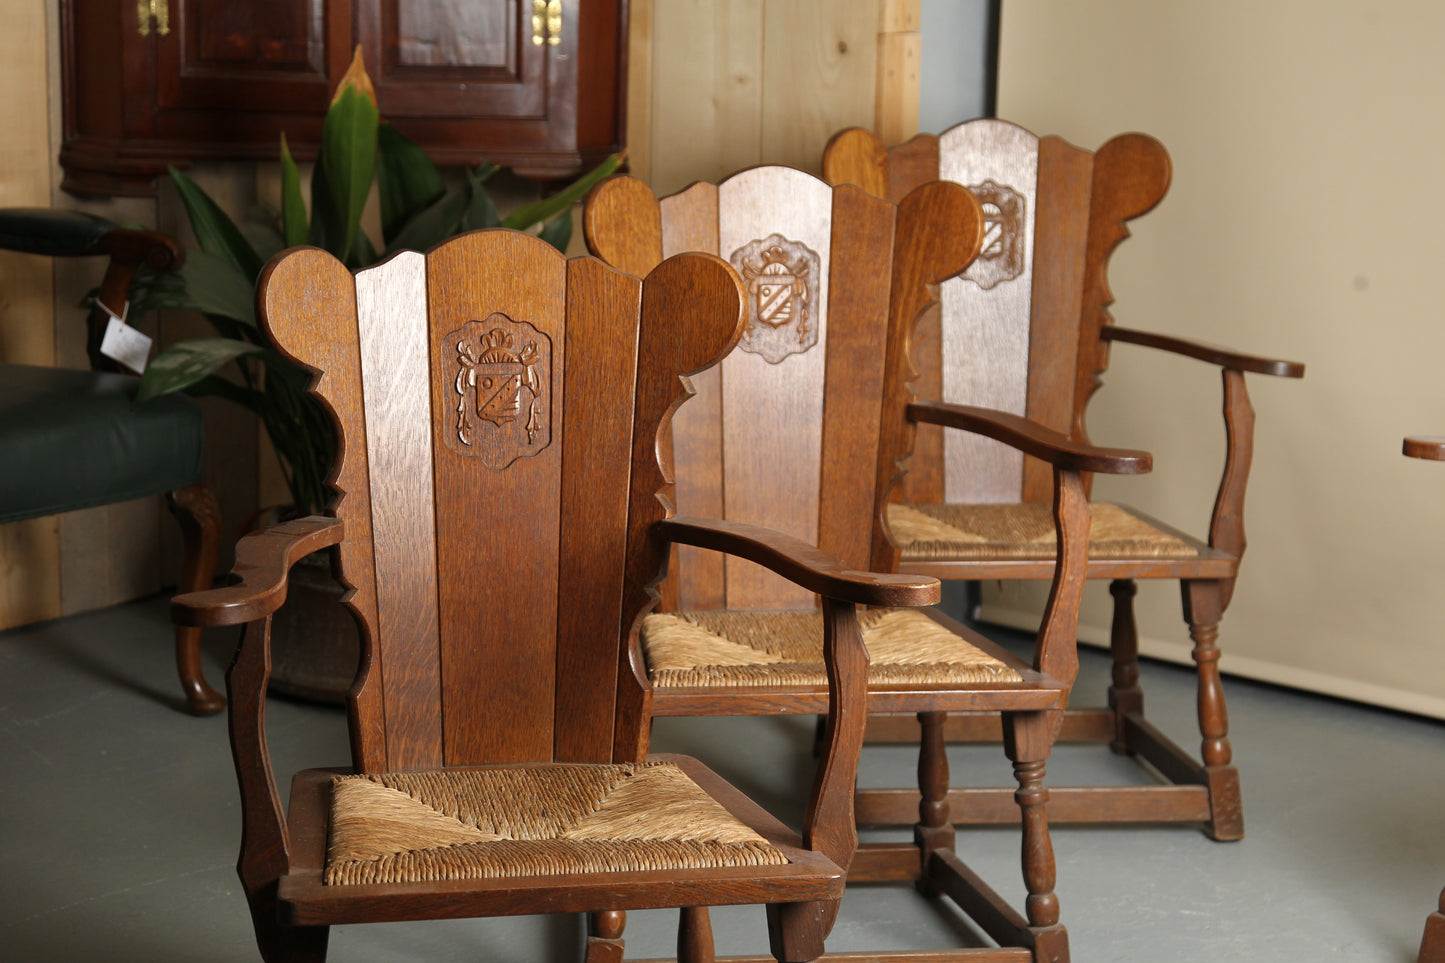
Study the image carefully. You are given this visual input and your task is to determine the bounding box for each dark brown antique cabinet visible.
[60,0,627,196]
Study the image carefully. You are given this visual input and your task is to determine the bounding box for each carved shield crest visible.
[444,314,551,469]
[960,180,1026,290]
[729,234,821,364]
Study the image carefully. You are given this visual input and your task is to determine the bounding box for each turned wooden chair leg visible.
[166,484,225,715]
[1420,889,1445,963]
[1004,710,1068,963]
[914,710,955,897]
[678,906,715,963]
[586,910,626,963]
[1181,579,1244,841]
[1107,579,1143,753]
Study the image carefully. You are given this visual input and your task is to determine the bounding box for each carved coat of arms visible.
[961,180,1026,290]
[729,234,821,364]
[443,314,551,468]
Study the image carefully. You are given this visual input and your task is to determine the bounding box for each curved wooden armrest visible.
[906,401,1153,475]
[1404,436,1445,461]
[659,516,940,607]
[172,516,343,628]
[1102,325,1305,378]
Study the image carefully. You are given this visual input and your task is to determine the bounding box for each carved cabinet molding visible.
[60,0,627,196]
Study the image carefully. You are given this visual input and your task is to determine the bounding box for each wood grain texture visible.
[1101,325,1306,377]
[1404,436,1445,461]
[759,0,878,174]
[554,257,644,763]
[355,251,444,771]
[1074,132,1172,445]
[648,0,764,196]
[904,403,1151,475]
[716,166,834,610]
[258,247,388,771]
[936,119,1040,504]
[821,127,889,198]
[871,180,984,572]
[817,185,897,571]
[426,231,567,767]
[1021,136,1093,503]
[618,250,748,762]
[661,182,727,611]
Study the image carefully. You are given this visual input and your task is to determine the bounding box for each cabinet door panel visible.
[156,0,332,113]
[362,0,548,120]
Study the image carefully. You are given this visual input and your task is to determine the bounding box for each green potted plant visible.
[131,48,621,516]
[131,49,621,700]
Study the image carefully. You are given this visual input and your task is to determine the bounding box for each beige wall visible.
[986,1,1445,716]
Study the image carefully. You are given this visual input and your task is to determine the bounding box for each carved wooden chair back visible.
[824,119,1169,514]
[261,232,746,773]
[584,168,983,614]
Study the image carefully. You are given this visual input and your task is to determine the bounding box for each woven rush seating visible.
[888,502,1201,561]
[325,762,787,886]
[642,608,1023,688]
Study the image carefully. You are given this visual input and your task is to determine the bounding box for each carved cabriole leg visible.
[1003,711,1068,963]
[1181,579,1244,841]
[229,617,328,961]
[586,910,626,963]
[167,484,225,715]
[1106,579,1141,753]
[914,710,954,897]
[678,907,715,963]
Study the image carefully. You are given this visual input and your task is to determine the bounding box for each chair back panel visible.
[259,233,743,773]
[589,170,899,612]
[824,120,1168,503]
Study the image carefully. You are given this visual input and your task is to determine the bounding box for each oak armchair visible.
[172,232,941,963]
[586,167,1151,963]
[824,120,1305,840]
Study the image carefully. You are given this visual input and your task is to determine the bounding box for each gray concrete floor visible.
[2,593,1443,961]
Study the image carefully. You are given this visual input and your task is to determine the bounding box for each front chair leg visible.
[766,900,836,963]
[586,910,626,963]
[166,484,225,715]
[245,881,329,963]
[1181,579,1244,841]
[678,906,715,963]
[914,710,955,896]
[1003,711,1068,963]
[1107,579,1142,753]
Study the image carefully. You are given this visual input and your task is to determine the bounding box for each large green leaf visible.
[321,84,380,265]
[537,212,573,252]
[377,123,445,244]
[168,166,265,281]
[461,164,503,231]
[385,186,468,254]
[137,338,266,401]
[307,156,336,252]
[279,134,309,248]
[130,250,257,330]
[500,153,624,231]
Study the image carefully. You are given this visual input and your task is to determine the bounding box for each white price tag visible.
[97,299,152,374]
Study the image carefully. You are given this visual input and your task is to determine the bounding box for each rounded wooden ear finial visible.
[642,251,747,377]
